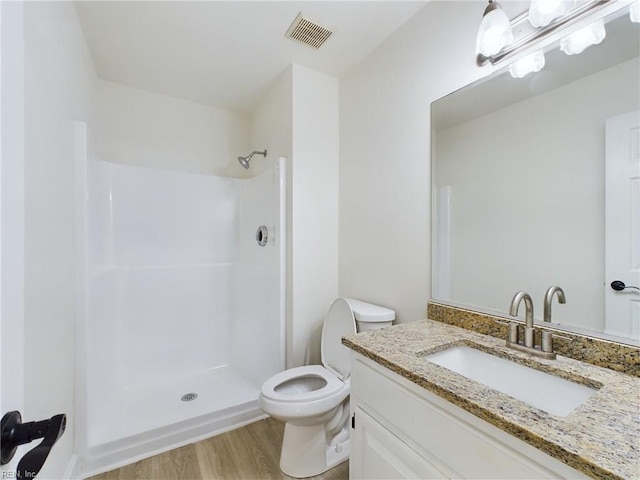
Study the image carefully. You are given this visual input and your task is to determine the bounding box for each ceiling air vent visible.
[285,12,332,49]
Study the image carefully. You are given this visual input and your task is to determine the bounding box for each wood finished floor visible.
[88,418,349,480]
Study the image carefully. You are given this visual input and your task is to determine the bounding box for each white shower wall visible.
[231,169,286,385]
[89,164,235,389]
[81,156,285,473]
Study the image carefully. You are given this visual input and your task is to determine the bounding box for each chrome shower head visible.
[237,149,267,170]
[238,155,251,169]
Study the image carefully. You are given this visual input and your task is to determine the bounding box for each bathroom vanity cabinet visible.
[349,352,588,479]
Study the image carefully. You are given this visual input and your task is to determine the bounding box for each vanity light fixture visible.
[477,0,636,70]
[631,0,640,22]
[476,0,513,56]
[509,49,545,78]
[528,0,576,27]
[560,18,606,54]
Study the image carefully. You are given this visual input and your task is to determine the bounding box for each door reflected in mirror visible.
[431,8,639,345]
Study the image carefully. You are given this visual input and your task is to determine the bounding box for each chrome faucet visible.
[506,291,556,359]
[509,291,535,348]
[543,285,566,323]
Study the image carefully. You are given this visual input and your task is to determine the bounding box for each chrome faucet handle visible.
[541,330,572,355]
[508,322,519,344]
[541,331,554,353]
[494,319,520,344]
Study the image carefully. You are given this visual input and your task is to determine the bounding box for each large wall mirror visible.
[431,5,639,346]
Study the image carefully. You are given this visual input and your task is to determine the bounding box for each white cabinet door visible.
[351,406,451,480]
[350,353,589,480]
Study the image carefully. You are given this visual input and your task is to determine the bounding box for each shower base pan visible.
[81,366,264,477]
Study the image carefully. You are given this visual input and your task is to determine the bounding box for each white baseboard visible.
[77,406,267,479]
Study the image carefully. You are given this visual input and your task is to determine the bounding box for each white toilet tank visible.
[347,298,395,332]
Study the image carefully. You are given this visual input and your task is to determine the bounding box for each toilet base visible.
[279,423,349,478]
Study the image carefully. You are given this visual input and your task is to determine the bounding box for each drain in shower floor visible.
[181,392,198,402]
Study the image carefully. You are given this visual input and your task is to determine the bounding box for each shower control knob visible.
[1,410,66,479]
[256,225,268,247]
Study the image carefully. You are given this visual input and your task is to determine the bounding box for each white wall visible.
[290,65,340,366]
[22,2,97,477]
[250,65,340,367]
[250,67,293,178]
[249,68,296,365]
[339,1,496,323]
[94,79,251,176]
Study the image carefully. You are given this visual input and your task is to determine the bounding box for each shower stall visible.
[74,124,286,475]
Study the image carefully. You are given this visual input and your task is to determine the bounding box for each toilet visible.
[259,297,395,478]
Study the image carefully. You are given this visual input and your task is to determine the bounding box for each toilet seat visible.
[258,297,395,478]
[260,365,345,403]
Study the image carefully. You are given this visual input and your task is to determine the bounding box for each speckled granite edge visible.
[343,320,640,480]
[428,302,640,377]
[345,342,609,479]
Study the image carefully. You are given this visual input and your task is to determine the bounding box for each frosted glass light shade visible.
[631,0,640,23]
[528,0,576,27]
[560,19,606,55]
[476,3,514,56]
[509,50,545,78]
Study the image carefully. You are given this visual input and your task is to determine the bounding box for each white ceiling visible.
[74,1,428,113]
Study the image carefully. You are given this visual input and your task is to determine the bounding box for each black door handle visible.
[1,411,66,479]
[611,280,640,291]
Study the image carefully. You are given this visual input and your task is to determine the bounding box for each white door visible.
[0,0,26,474]
[605,111,640,340]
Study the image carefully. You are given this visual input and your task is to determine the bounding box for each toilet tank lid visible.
[346,298,395,322]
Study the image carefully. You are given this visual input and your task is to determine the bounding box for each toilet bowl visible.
[259,297,395,478]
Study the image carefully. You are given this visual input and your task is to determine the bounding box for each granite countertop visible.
[343,319,640,480]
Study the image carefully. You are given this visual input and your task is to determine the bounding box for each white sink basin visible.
[425,345,598,417]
